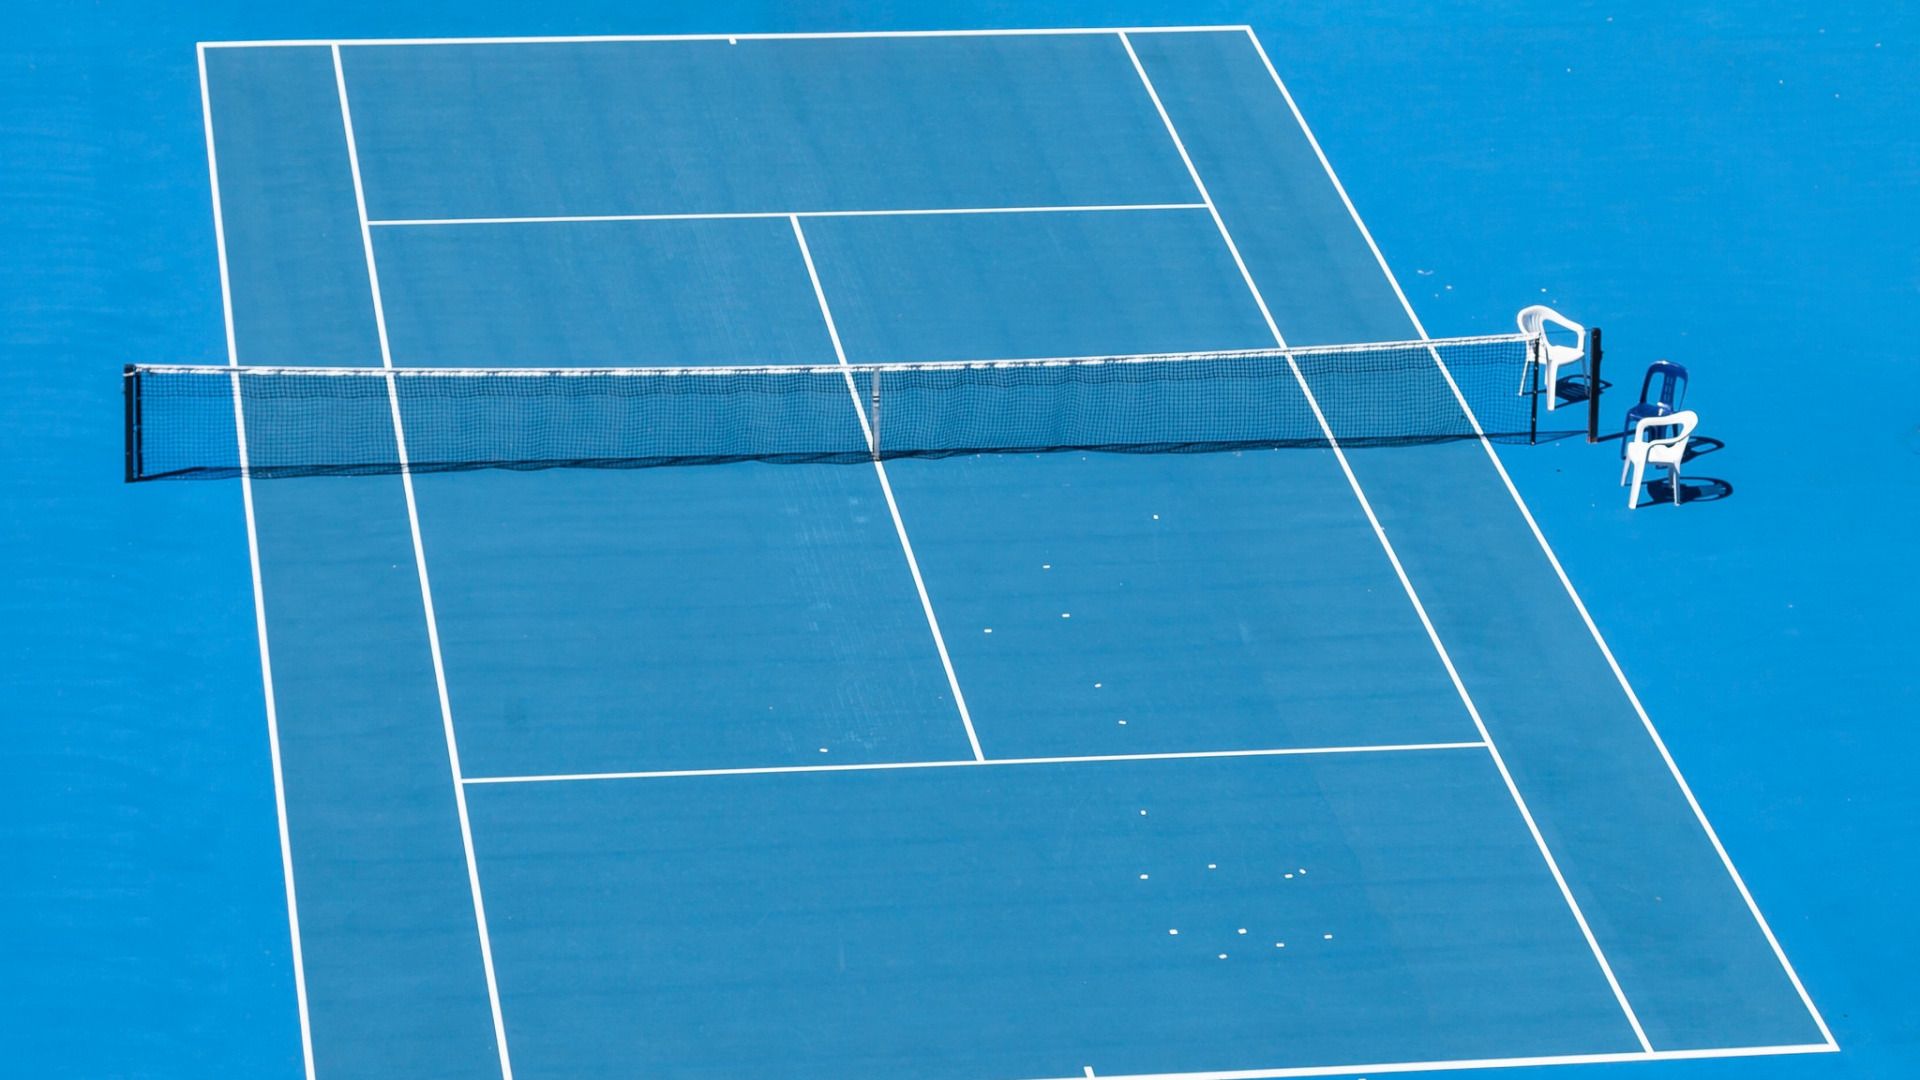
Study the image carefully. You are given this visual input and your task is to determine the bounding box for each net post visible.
[123,364,141,482]
[1587,326,1603,443]
[1527,336,1541,445]
[869,369,882,460]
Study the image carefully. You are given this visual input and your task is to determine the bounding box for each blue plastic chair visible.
[1621,360,1689,456]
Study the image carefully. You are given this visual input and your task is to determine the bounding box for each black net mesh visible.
[124,334,1576,481]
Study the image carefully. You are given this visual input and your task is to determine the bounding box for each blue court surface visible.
[9,5,1917,1080]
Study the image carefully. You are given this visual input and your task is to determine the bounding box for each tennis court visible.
[166,25,1826,1080]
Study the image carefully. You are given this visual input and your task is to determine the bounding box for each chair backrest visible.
[1516,304,1585,354]
[1637,360,1689,408]
[1633,409,1697,452]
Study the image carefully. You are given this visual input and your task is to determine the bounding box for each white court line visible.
[1240,26,1837,1049]
[370,203,1207,228]
[1118,31,1653,1053]
[464,741,1487,786]
[201,26,1253,49]
[194,23,1828,1077]
[790,215,985,762]
[197,43,316,1080]
[1022,1041,1837,1080]
[333,46,515,1080]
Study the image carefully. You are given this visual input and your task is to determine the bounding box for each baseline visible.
[201,26,1255,49]
[1031,1040,1837,1080]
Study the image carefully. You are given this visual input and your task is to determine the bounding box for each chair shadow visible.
[1552,374,1610,406]
[1638,475,1734,507]
[1681,435,1724,462]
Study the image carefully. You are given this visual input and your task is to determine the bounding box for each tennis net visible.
[123,332,1595,481]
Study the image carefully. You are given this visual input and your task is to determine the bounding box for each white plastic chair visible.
[1516,305,1587,410]
[1620,409,1698,508]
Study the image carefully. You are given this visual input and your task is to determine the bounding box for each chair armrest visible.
[1635,409,1698,446]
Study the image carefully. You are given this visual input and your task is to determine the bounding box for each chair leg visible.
[1670,461,1683,505]
[1619,456,1630,485]
[1626,458,1644,508]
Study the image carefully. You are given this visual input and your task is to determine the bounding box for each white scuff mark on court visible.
[1167,928,1178,936]
[1207,863,1217,870]
[983,627,993,634]
[1324,933,1334,940]
[1237,928,1247,935]
[1061,613,1072,619]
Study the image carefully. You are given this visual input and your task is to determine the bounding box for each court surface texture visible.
[19,8,1910,1080]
